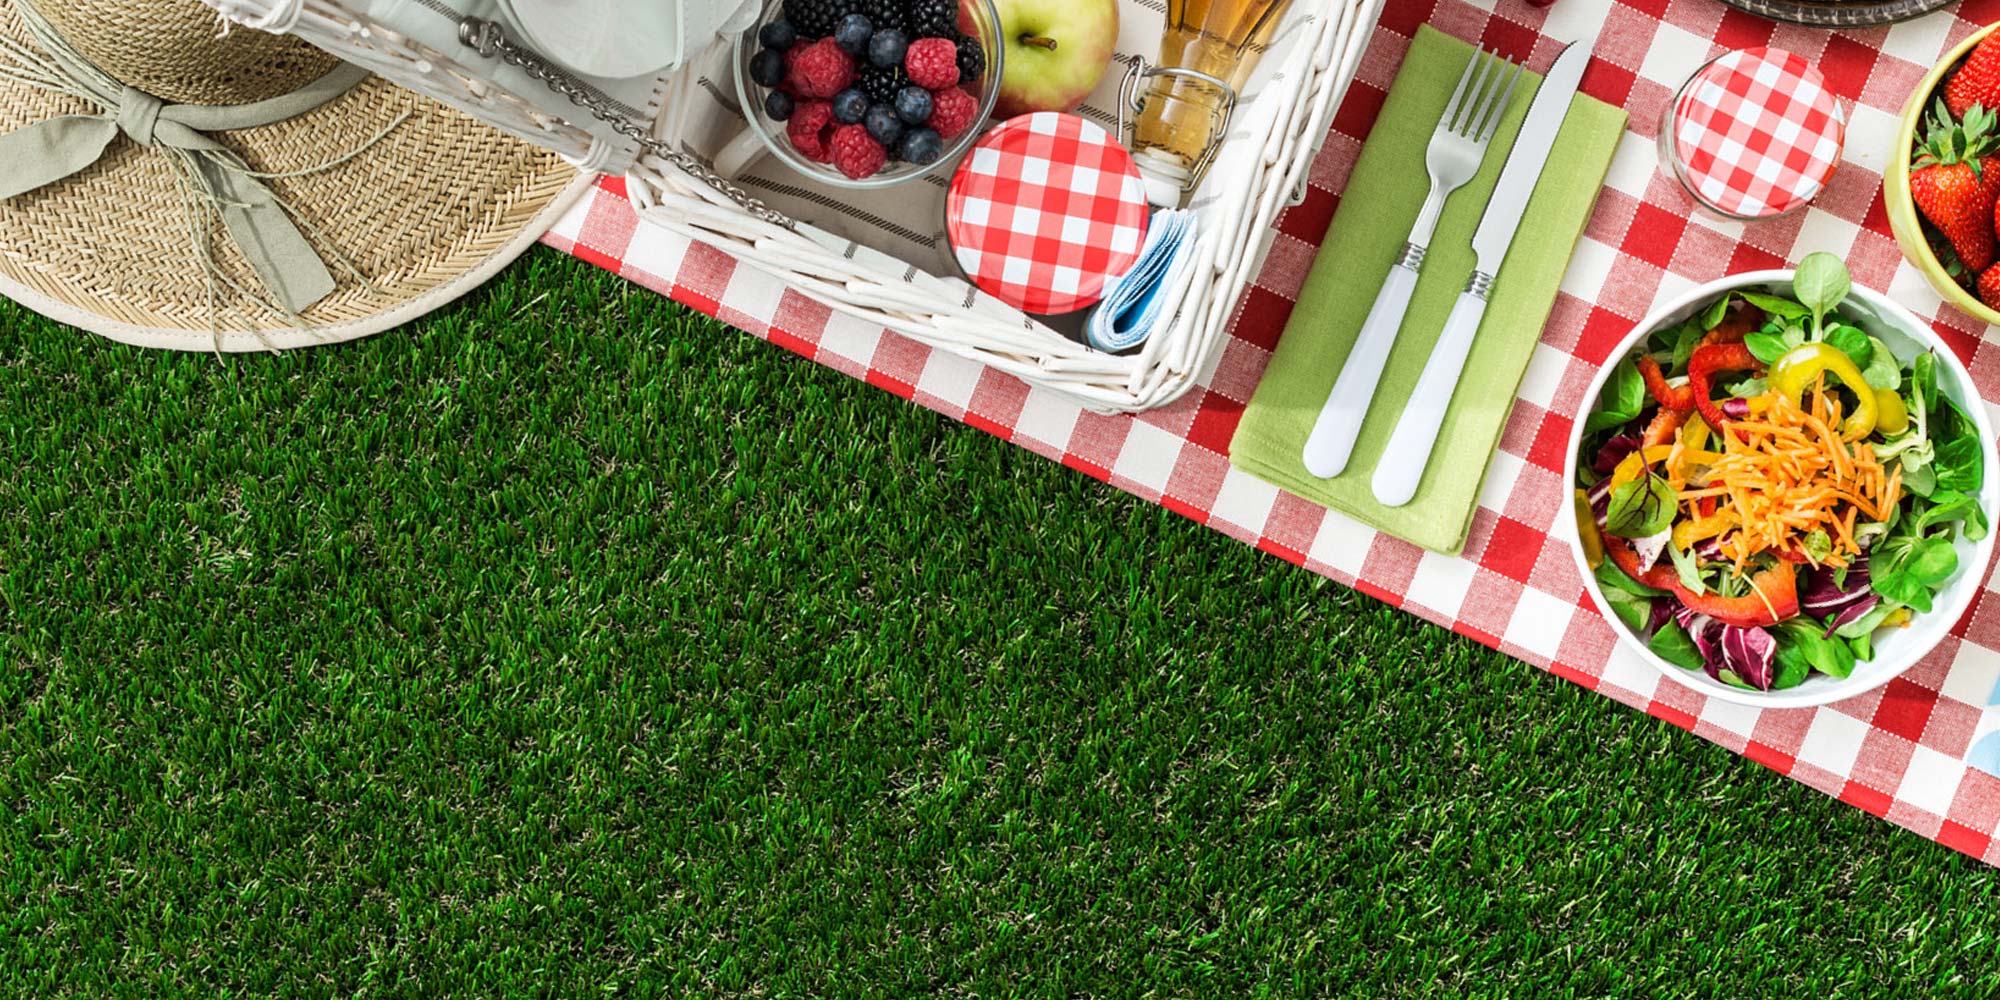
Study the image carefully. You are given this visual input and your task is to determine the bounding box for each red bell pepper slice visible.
[1639,406,1689,449]
[1687,343,1760,434]
[1636,356,1695,412]
[1701,307,1760,345]
[1604,536,1678,591]
[1669,564,1799,628]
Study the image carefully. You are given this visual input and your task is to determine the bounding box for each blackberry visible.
[907,0,957,38]
[782,0,845,38]
[954,34,985,82]
[859,64,907,104]
[858,0,906,32]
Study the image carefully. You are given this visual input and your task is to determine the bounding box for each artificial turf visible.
[2,249,1998,997]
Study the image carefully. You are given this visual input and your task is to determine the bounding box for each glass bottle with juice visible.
[1131,0,1295,205]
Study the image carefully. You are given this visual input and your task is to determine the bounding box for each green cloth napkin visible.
[1230,26,1625,554]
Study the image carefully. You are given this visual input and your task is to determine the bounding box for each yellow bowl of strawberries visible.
[1888,22,2000,322]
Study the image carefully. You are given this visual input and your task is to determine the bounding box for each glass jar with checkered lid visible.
[1659,47,1847,221]
[944,112,1152,316]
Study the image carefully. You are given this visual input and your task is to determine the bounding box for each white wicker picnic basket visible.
[203,0,1384,412]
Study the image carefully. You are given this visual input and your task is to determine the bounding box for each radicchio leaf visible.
[1721,625,1778,690]
[1801,558,1871,614]
[1588,476,1614,527]
[1645,598,1675,637]
[1675,607,1723,680]
[1824,596,1881,635]
[1801,556,1878,635]
[1721,398,1752,420]
[1631,527,1671,573]
[1593,434,1642,475]
[1673,605,1778,689]
[1693,536,1727,562]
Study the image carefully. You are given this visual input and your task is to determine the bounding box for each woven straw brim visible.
[0,1,585,351]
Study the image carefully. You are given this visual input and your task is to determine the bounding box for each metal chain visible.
[460,18,794,228]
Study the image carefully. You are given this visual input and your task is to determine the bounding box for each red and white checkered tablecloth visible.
[543,0,2000,864]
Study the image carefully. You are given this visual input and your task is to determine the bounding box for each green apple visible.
[992,0,1119,119]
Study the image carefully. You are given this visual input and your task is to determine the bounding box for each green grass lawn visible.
[4,249,1999,997]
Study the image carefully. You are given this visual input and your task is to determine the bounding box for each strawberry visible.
[1947,33,2000,120]
[1911,100,2000,274]
[1979,261,2000,310]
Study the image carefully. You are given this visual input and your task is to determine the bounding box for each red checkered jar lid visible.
[1666,47,1845,220]
[946,113,1150,315]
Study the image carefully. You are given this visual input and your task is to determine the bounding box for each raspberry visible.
[787,38,855,99]
[786,99,836,162]
[929,85,976,140]
[830,124,887,179]
[904,37,959,89]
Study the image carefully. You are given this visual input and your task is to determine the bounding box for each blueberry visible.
[834,13,873,55]
[764,89,795,121]
[832,87,869,124]
[758,18,797,50]
[893,85,933,124]
[868,28,908,69]
[864,102,905,147]
[898,127,942,165]
[749,48,786,88]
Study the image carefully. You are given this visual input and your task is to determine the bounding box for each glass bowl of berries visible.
[734,0,1004,186]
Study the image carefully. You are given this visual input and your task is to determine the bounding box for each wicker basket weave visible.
[203,0,1386,413]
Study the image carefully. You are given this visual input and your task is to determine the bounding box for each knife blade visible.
[1468,41,1591,281]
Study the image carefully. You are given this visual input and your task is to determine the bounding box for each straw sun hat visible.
[0,0,589,351]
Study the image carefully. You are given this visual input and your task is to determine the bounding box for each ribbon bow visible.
[0,1,368,314]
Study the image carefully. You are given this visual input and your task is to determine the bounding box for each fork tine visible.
[1473,59,1528,143]
[1441,49,1488,134]
[1459,53,1512,139]
[1452,51,1501,135]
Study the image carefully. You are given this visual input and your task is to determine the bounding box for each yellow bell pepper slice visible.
[1681,416,1710,452]
[1670,511,1735,551]
[1574,489,1604,570]
[1611,445,1679,488]
[1874,388,1908,436]
[1612,443,1725,488]
[1768,342,1877,439]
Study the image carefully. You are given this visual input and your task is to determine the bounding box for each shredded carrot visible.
[1671,386,1901,565]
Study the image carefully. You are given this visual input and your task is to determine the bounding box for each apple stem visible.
[1019,35,1059,51]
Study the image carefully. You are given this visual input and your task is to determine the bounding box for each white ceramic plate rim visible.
[1559,270,2000,708]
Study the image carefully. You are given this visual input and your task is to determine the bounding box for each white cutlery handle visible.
[1302,259,1422,478]
[1372,283,1491,508]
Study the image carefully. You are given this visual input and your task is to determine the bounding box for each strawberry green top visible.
[1669,47,1846,220]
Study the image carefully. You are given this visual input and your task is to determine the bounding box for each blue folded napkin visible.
[1087,208,1198,352]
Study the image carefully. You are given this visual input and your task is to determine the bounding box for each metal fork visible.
[1302,49,1526,479]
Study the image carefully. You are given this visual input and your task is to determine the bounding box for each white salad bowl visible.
[1562,270,2000,708]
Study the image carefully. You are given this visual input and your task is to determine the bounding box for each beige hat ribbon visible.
[0,0,370,314]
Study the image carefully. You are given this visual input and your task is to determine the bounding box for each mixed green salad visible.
[1576,254,1989,691]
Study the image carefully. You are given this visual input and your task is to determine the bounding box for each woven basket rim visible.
[1718,0,1958,26]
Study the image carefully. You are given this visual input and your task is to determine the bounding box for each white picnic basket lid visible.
[205,0,757,173]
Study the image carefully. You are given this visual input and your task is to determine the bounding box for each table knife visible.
[1370,40,1592,508]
